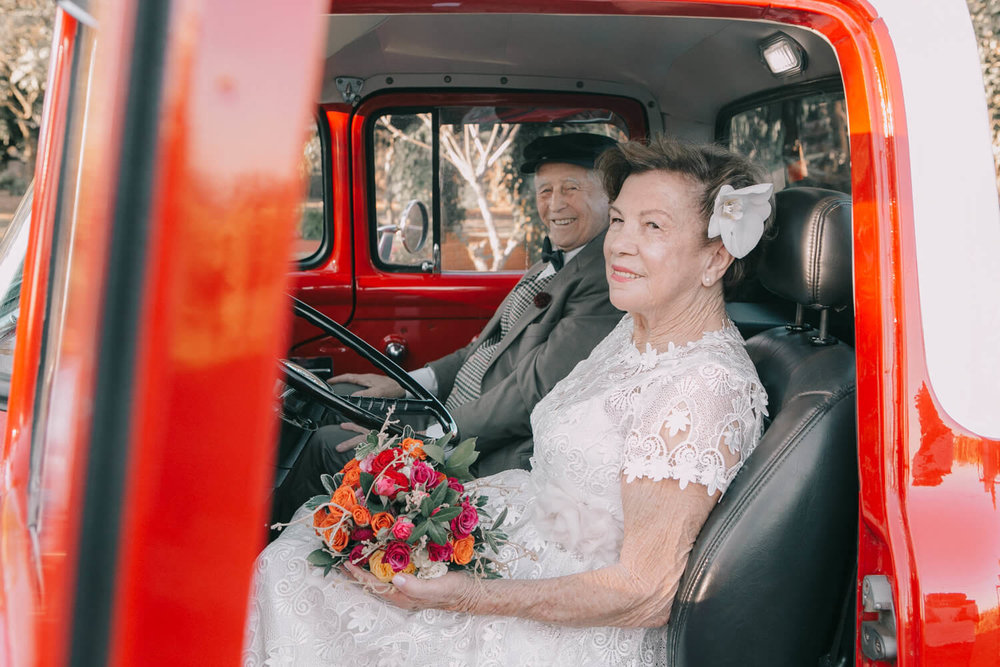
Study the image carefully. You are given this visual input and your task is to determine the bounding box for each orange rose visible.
[332,484,357,511]
[400,437,427,460]
[370,512,394,534]
[341,458,360,474]
[329,525,350,552]
[351,504,371,527]
[452,535,475,565]
[342,466,361,489]
[312,505,343,530]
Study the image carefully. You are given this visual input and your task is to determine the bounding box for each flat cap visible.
[520,133,618,174]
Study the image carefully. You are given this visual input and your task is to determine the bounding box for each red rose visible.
[410,461,436,487]
[533,292,552,308]
[383,469,411,499]
[349,544,371,566]
[427,540,454,562]
[371,449,401,475]
[384,541,412,572]
[351,526,374,542]
[450,500,480,538]
[447,478,465,493]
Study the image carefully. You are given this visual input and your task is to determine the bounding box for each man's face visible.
[534,162,610,251]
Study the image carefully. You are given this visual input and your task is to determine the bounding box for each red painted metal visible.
[104,2,327,665]
[0,10,80,667]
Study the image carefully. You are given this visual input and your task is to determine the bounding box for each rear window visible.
[720,79,851,194]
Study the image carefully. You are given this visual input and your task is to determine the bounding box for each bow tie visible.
[541,237,565,271]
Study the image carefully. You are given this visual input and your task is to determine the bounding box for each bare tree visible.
[378,115,522,271]
[0,0,54,171]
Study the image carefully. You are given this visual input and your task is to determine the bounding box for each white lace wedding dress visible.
[244,315,766,666]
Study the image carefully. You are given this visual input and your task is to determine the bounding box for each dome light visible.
[759,32,808,78]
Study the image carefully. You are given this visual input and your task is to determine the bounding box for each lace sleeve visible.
[619,360,765,496]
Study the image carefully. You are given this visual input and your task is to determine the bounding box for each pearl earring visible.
[703,276,711,286]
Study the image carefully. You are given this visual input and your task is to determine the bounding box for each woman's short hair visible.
[597,136,776,294]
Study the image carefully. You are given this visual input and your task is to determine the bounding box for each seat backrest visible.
[647,187,858,666]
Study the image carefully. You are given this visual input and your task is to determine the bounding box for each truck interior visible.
[270,10,860,666]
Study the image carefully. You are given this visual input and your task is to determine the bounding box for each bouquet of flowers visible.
[304,423,509,581]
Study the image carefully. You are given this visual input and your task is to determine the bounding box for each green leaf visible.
[420,496,434,518]
[430,506,462,522]
[428,479,448,506]
[445,437,479,469]
[320,473,337,494]
[475,496,488,508]
[444,488,460,505]
[426,521,448,545]
[407,520,430,544]
[359,471,375,497]
[442,463,474,483]
[491,507,508,530]
[304,494,330,510]
[307,548,335,567]
[422,442,447,464]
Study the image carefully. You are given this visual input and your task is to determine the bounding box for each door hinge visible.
[860,574,897,661]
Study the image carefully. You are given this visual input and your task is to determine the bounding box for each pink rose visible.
[391,517,414,541]
[447,478,465,493]
[360,454,376,474]
[427,540,454,562]
[375,475,396,497]
[450,500,479,538]
[410,461,436,487]
[349,544,370,566]
[384,541,412,573]
[351,526,374,542]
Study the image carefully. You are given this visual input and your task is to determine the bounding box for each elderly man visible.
[273,133,622,521]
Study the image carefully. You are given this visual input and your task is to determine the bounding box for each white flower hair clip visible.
[707,183,774,259]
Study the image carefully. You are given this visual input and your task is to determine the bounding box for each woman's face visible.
[604,170,721,325]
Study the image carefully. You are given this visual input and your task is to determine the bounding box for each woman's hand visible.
[344,563,475,613]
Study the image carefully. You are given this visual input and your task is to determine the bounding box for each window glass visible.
[728,91,851,193]
[0,184,31,406]
[372,112,434,267]
[371,106,629,273]
[292,121,324,260]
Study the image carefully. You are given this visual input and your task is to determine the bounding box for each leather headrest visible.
[758,187,852,309]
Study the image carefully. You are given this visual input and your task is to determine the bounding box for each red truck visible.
[1,0,998,665]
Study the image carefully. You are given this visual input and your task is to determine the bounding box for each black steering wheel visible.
[279,297,458,442]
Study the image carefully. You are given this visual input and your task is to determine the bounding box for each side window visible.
[292,120,325,261]
[724,86,851,194]
[370,106,629,273]
[372,113,434,267]
[0,185,31,407]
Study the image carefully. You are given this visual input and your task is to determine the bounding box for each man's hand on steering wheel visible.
[329,373,405,399]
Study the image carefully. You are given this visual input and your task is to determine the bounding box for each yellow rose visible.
[368,550,394,582]
[368,550,416,583]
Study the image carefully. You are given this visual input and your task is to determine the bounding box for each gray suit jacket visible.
[427,232,622,476]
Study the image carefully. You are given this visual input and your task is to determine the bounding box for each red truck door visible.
[0,2,327,666]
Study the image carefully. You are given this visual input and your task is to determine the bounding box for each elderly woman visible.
[244,137,771,666]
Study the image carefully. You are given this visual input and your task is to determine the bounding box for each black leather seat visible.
[647,187,858,665]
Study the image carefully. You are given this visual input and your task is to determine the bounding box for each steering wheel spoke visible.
[279,297,458,442]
